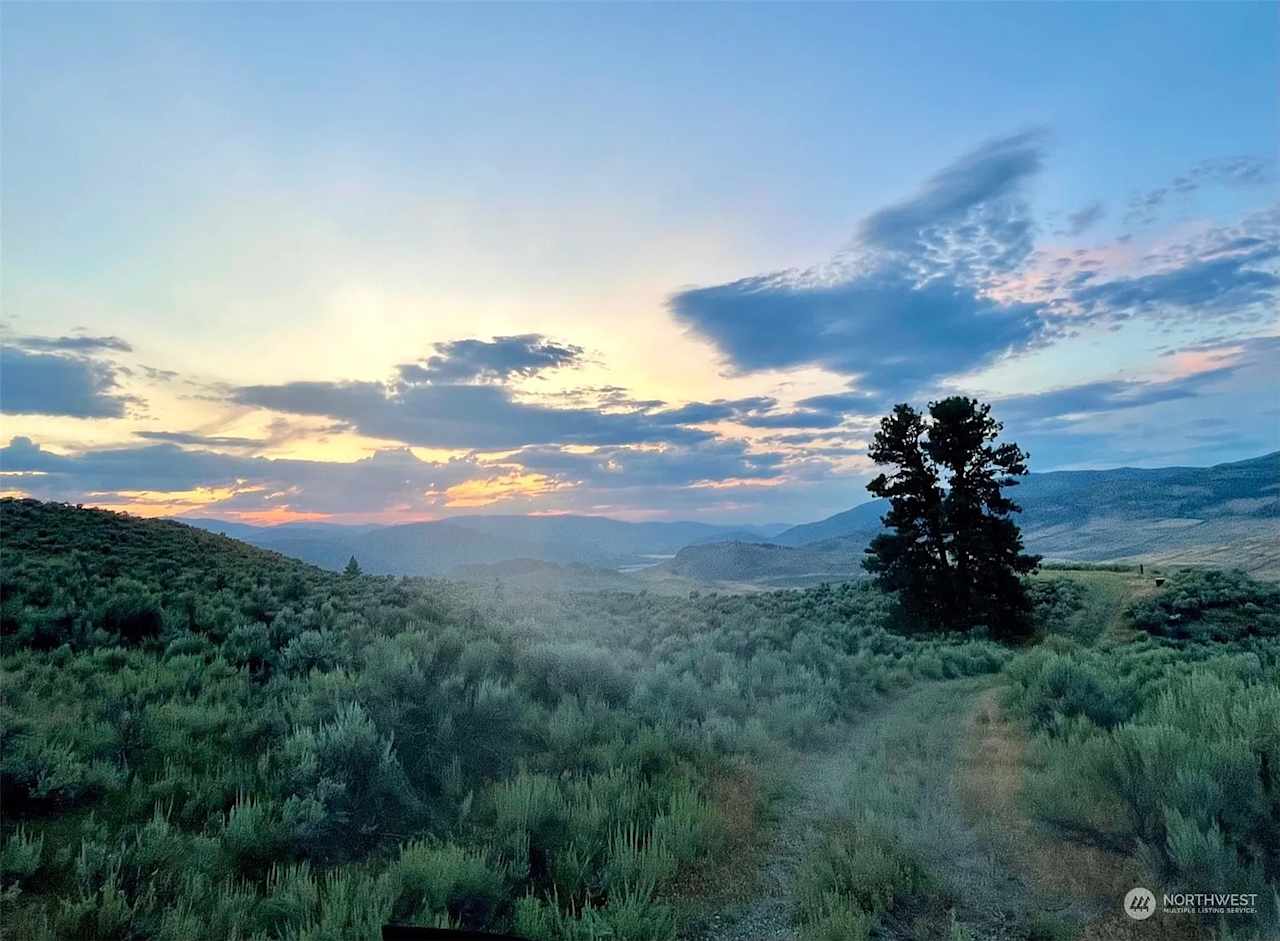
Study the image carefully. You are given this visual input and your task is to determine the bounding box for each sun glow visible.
[443,472,566,508]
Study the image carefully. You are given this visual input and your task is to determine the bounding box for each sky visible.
[2,2,1277,526]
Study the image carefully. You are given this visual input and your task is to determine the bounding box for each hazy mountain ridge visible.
[678,452,1280,582]
[771,502,886,547]
[184,513,786,576]
[183,452,1278,581]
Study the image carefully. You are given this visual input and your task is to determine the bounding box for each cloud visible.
[795,390,892,418]
[0,437,497,516]
[670,133,1054,408]
[645,397,776,426]
[2,437,256,492]
[232,378,718,450]
[1161,332,1280,361]
[0,346,136,418]
[1071,240,1279,324]
[859,129,1045,272]
[397,334,584,384]
[510,439,786,491]
[0,433,810,521]
[734,409,846,430]
[992,367,1239,427]
[8,334,133,354]
[987,335,1279,468]
[233,339,797,451]
[1124,155,1275,225]
[134,431,268,449]
[1062,202,1105,237]
[672,269,1046,406]
[644,396,852,430]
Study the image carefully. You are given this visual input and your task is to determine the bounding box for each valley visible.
[186,452,1280,587]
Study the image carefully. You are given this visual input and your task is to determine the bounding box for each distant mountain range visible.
[182,514,788,577]
[184,451,1279,582]
[660,451,1280,582]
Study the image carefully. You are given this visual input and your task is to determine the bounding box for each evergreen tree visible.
[862,397,1040,640]
[344,555,362,577]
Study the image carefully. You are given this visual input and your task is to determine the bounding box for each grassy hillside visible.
[0,499,1011,940]
[659,538,866,587]
[711,452,1280,583]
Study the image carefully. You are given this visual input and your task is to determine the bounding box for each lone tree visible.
[344,555,362,577]
[862,397,1040,641]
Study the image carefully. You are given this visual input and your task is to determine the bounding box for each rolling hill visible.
[667,452,1280,583]
[661,536,868,587]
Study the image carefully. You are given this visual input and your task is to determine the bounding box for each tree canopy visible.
[862,397,1040,641]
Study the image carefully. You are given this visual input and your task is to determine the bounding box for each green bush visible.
[0,826,44,890]
[795,821,927,922]
[1128,569,1280,641]
[1009,635,1280,934]
[278,702,420,860]
[98,582,165,644]
[390,840,507,927]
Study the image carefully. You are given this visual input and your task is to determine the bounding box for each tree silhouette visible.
[344,555,362,577]
[862,397,1040,641]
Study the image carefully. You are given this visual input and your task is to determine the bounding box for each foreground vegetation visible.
[1006,569,1280,936]
[0,500,1008,940]
[778,568,1279,941]
[3,500,1276,939]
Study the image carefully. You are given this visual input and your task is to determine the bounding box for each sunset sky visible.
[2,3,1277,525]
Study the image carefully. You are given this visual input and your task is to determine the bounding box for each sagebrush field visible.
[1,500,1277,940]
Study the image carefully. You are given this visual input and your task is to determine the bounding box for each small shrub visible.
[390,840,506,927]
[98,585,165,644]
[1,826,44,889]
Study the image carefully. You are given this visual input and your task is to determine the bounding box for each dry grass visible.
[958,688,1208,941]
[669,760,773,915]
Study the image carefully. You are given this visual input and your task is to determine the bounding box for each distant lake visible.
[618,553,675,573]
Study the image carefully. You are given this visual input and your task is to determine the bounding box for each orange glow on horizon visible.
[221,508,334,525]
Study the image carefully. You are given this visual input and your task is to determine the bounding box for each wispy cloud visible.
[1123,155,1275,226]
[1061,201,1105,237]
[397,334,585,384]
[134,431,269,449]
[1070,234,1278,326]
[7,334,133,354]
[993,368,1240,428]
